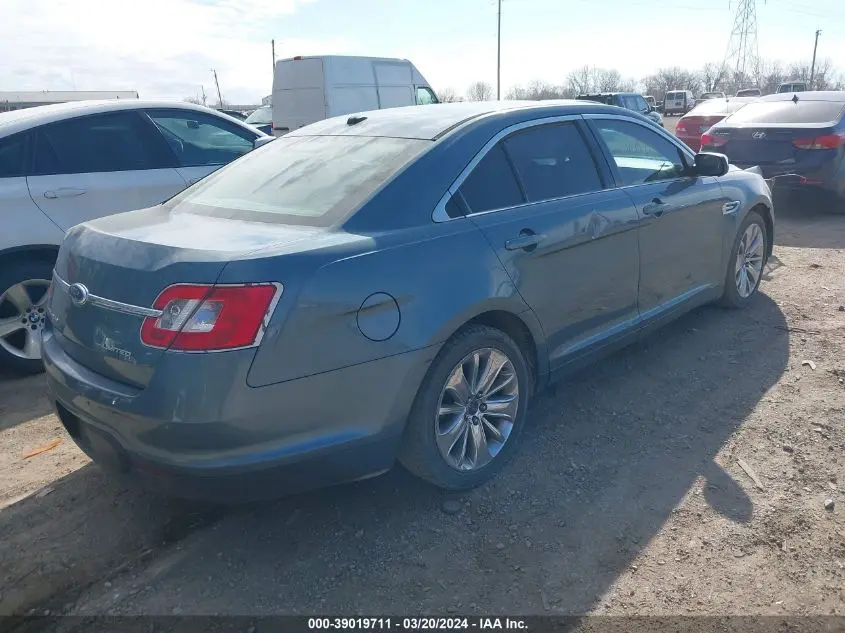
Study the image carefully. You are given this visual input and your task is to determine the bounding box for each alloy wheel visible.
[0,279,50,360]
[734,223,765,299]
[435,348,519,471]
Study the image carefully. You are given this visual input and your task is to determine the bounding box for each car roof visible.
[683,96,759,116]
[287,100,633,141]
[0,100,255,137]
[758,90,845,103]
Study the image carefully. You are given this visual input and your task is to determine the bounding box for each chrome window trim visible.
[432,114,585,223]
[52,272,163,318]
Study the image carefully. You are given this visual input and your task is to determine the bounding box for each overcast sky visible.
[0,0,842,104]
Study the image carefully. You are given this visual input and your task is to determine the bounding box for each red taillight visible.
[700,130,727,148]
[792,134,845,150]
[141,283,280,351]
[676,120,688,133]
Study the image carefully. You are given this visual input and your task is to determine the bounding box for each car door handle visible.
[504,231,545,251]
[43,187,86,199]
[642,198,667,217]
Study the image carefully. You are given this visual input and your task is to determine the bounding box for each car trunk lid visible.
[49,206,322,388]
[711,125,838,166]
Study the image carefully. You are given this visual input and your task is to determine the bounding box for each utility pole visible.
[271,39,276,75]
[200,85,207,106]
[810,29,821,89]
[497,0,502,100]
[211,69,223,107]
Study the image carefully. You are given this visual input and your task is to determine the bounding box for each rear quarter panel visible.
[244,220,533,388]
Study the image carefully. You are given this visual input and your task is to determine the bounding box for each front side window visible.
[147,110,255,167]
[0,133,26,178]
[503,123,603,202]
[592,119,687,187]
[416,87,439,105]
[166,134,429,225]
[33,111,171,175]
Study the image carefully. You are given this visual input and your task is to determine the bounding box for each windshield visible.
[725,100,845,125]
[245,106,273,125]
[165,134,430,225]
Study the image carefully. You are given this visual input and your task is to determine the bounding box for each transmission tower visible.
[721,0,761,86]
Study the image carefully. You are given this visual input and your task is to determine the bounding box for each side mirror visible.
[694,152,729,177]
[254,136,276,149]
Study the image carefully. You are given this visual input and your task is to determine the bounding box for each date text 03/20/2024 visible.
[307,618,528,630]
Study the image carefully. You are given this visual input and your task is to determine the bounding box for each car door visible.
[143,109,257,186]
[584,115,726,324]
[26,110,186,231]
[455,118,641,371]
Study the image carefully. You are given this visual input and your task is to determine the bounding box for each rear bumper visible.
[43,328,436,502]
[731,161,844,198]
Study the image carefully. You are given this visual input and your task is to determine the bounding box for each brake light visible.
[141,283,281,351]
[676,120,688,133]
[792,134,845,150]
[700,130,727,148]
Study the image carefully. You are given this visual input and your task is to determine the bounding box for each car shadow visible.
[0,373,54,432]
[773,190,845,250]
[10,290,788,621]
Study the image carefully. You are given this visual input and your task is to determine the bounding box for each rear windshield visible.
[666,92,681,100]
[726,100,845,125]
[245,106,272,125]
[166,134,429,225]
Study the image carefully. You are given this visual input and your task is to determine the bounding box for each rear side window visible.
[146,110,255,167]
[167,134,429,225]
[0,133,26,178]
[459,145,523,213]
[33,111,172,175]
[726,100,845,124]
[503,123,603,202]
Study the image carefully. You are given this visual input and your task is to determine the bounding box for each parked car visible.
[575,92,663,127]
[701,91,845,212]
[700,91,726,101]
[244,105,272,135]
[218,109,247,121]
[271,55,438,136]
[663,90,696,116]
[42,100,774,501]
[675,97,758,151]
[0,100,267,373]
[736,88,762,97]
[777,81,808,94]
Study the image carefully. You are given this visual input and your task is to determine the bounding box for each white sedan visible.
[0,100,268,374]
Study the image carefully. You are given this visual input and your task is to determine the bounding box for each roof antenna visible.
[347,114,367,125]
[792,94,799,103]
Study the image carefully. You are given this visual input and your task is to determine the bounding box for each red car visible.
[675,97,758,151]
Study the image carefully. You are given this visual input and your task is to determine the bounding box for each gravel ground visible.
[1,198,843,627]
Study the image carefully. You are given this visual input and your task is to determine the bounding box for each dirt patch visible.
[0,203,843,622]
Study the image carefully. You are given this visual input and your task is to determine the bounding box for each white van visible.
[663,90,695,116]
[271,55,438,136]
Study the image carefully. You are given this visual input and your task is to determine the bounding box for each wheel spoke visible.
[3,283,31,312]
[475,351,508,398]
[444,371,471,406]
[745,262,760,286]
[437,414,468,457]
[482,417,506,443]
[438,403,465,416]
[485,394,517,412]
[23,330,42,359]
[0,317,25,339]
[485,373,515,398]
[465,352,481,393]
[468,421,490,467]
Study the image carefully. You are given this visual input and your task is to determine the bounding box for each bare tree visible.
[701,62,727,92]
[466,81,494,102]
[437,87,462,103]
[183,96,204,105]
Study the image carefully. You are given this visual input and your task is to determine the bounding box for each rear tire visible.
[398,324,531,490]
[718,210,768,309]
[0,257,55,375]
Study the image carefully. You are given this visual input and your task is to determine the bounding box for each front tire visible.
[399,324,531,490]
[0,257,55,375]
[718,210,767,308]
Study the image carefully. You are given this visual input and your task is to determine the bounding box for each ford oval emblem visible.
[68,283,90,307]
